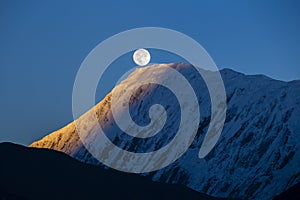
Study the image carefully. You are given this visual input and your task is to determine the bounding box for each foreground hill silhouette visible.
[274,182,300,200]
[0,142,216,200]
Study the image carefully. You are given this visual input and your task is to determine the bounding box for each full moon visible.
[133,48,151,66]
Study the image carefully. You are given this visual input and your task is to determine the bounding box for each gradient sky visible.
[0,0,299,145]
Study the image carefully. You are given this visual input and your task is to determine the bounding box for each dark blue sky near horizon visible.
[0,0,299,145]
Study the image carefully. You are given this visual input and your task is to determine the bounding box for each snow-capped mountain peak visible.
[30,63,300,199]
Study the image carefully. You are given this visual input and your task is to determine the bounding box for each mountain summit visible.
[30,63,300,199]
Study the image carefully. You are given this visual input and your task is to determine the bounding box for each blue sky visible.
[0,0,299,145]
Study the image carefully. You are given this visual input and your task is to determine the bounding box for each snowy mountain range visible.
[30,63,300,199]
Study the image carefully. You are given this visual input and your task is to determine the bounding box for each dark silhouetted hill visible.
[274,182,300,200]
[0,142,217,200]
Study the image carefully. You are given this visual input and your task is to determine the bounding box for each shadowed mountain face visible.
[30,63,300,199]
[0,142,215,200]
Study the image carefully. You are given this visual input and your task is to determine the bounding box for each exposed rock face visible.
[30,63,300,199]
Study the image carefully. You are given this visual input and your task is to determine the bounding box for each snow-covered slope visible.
[30,63,300,199]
